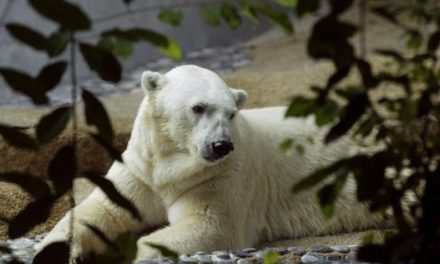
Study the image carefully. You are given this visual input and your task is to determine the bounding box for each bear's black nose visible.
[212,140,234,157]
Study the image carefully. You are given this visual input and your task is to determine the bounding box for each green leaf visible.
[47,29,70,57]
[36,61,68,92]
[158,9,182,26]
[102,28,182,60]
[90,133,123,162]
[362,231,376,245]
[8,195,59,238]
[146,243,178,259]
[82,88,114,143]
[0,173,52,198]
[241,0,258,23]
[317,172,348,219]
[221,3,242,30]
[0,124,39,151]
[296,0,320,17]
[82,171,142,221]
[325,93,368,143]
[254,4,293,34]
[406,30,423,50]
[79,43,122,82]
[279,138,293,153]
[33,242,70,264]
[200,6,222,26]
[274,0,297,7]
[315,100,340,126]
[6,23,48,51]
[48,145,76,194]
[354,152,386,202]
[113,38,134,59]
[0,68,48,105]
[263,251,279,264]
[29,0,91,31]
[36,106,72,144]
[285,96,315,117]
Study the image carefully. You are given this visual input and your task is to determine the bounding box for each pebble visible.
[301,253,324,263]
[309,245,334,253]
[331,245,351,254]
[178,256,198,264]
[288,246,307,256]
[237,259,251,264]
[195,254,212,263]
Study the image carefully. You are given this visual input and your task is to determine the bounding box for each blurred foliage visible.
[1,0,439,263]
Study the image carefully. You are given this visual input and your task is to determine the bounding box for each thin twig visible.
[359,0,367,59]
[68,33,78,251]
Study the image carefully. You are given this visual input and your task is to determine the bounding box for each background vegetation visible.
[0,0,439,263]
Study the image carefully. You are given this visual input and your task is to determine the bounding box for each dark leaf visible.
[82,88,114,143]
[296,0,320,17]
[83,222,118,250]
[241,0,259,23]
[221,3,241,30]
[200,5,222,26]
[357,244,387,263]
[0,124,39,151]
[0,245,11,254]
[82,171,141,221]
[0,172,51,198]
[374,49,405,61]
[8,260,26,264]
[406,30,423,50]
[48,145,76,194]
[36,106,71,144]
[8,195,59,238]
[158,9,182,26]
[79,43,122,83]
[0,68,47,105]
[326,66,351,89]
[371,5,401,26]
[254,4,293,34]
[356,59,379,88]
[36,61,68,92]
[123,0,135,4]
[47,29,70,57]
[90,133,122,162]
[325,93,368,143]
[293,155,368,192]
[285,96,315,117]
[427,31,440,54]
[146,243,179,259]
[101,28,182,60]
[354,152,386,202]
[33,241,70,264]
[329,0,353,15]
[317,172,348,219]
[112,232,138,263]
[29,0,91,31]
[6,23,47,51]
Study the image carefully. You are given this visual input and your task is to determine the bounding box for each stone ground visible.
[0,7,404,263]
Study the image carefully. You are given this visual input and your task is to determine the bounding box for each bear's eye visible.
[192,105,206,114]
[229,113,236,120]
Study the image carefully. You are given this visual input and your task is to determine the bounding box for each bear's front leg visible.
[36,162,166,263]
[135,214,235,261]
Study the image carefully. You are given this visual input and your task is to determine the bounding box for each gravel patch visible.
[0,234,371,264]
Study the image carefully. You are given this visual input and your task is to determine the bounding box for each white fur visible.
[37,65,383,262]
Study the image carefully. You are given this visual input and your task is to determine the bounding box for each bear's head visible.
[141,65,247,164]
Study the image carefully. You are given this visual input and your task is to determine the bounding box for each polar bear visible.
[37,65,382,262]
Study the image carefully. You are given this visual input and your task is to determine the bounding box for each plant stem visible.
[359,0,367,59]
[68,32,78,250]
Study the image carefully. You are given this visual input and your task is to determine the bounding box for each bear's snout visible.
[211,140,234,159]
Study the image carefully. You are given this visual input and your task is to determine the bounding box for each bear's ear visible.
[230,88,247,109]
[141,71,166,93]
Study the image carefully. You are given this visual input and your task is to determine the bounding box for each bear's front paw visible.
[135,239,169,261]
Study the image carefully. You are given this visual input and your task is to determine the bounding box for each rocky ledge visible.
[0,235,366,264]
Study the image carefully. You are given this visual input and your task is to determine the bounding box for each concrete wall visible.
[0,0,270,105]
